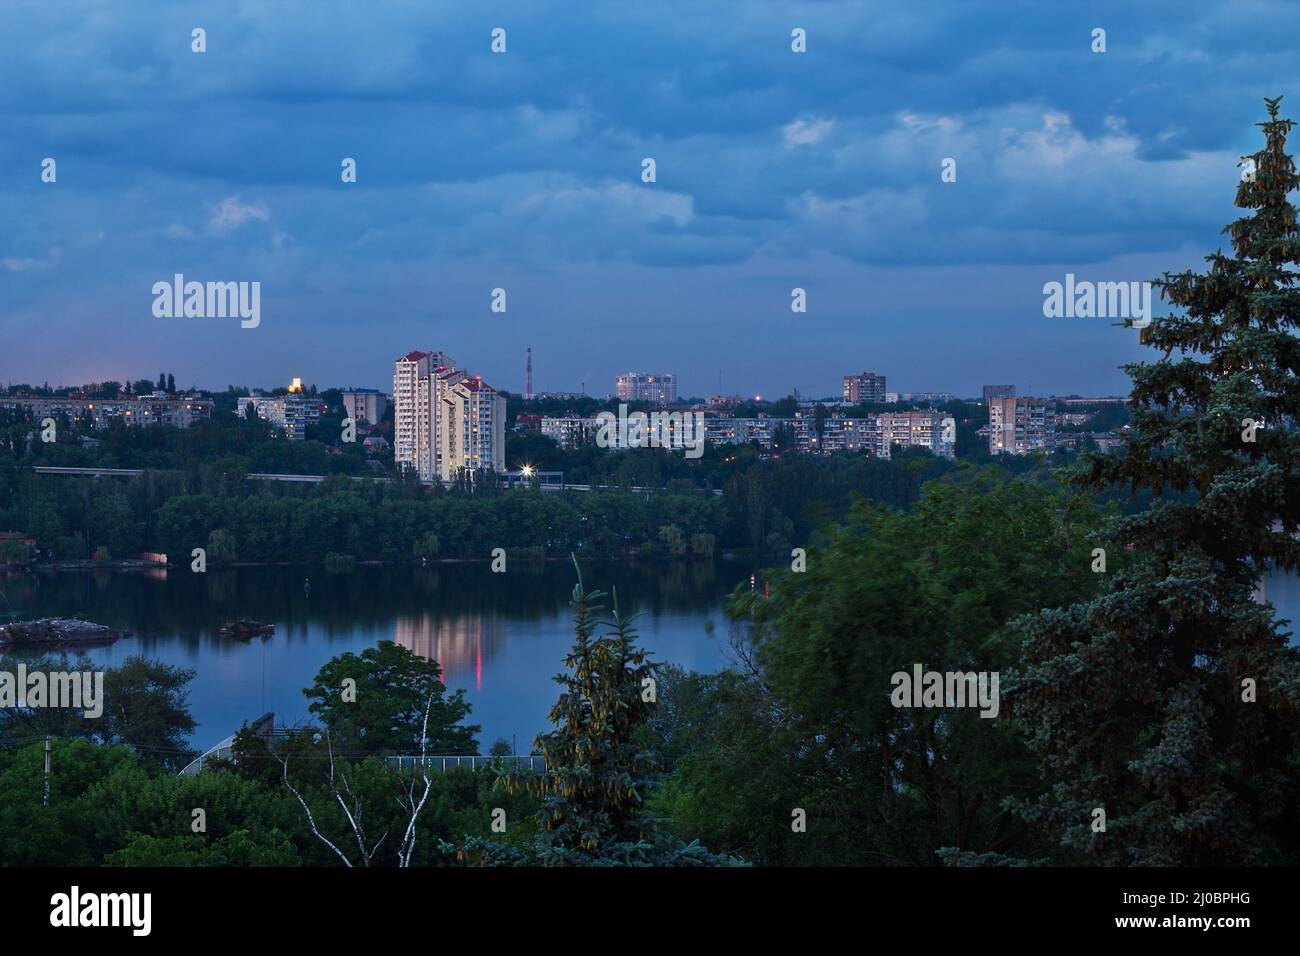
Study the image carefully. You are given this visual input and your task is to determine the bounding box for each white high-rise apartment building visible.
[393,350,455,480]
[616,372,677,405]
[394,351,430,473]
[393,351,504,481]
[438,376,506,480]
[430,367,468,479]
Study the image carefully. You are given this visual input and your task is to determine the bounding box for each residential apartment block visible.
[794,416,878,455]
[393,351,505,481]
[988,396,1055,455]
[541,416,597,449]
[1,393,213,429]
[236,381,325,441]
[876,410,956,459]
[541,408,955,460]
[899,391,955,403]
[542,409,703,452]
[1053,431,1124,453]
[705,416,779,449]
[615,372,677,405]
[341,388,388,426]
[392,351,452,479]
[843,371,888,404]
[439,375,505,479]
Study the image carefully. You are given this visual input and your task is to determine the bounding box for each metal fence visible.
[384,754,546,773]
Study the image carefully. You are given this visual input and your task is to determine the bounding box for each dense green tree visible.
[0,652,99,749]
[206,527,237,564]
[99,657,198,769]
[105,831,301,866]
[81,756,307,865]
[0,742,132,865]
[667,473,1104,865]
[303,641,478,756]
[658,524,687,557]
[1004,99,1300,866]
[648,668,802,862]
[0,654,195,769]
[412,530,440,560]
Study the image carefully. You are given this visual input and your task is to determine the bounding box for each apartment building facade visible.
[791,415,879,455]
[988,396,1055,455]
[982,384,1016,402]
[392,351,452,479]
[541,416,597,449]
[843,371,888,404]
[615,372,677,405]
[539,409,959,460]
[341,388,389,426]
[438,376,506,480]
[235,389,324,441]
[876,409,956,459]
[704,416,778,449]
[2,393,213,429]
[393,351,503,481]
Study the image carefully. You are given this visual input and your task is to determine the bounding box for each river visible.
[0,559,747,754]
[5,560,1294,756]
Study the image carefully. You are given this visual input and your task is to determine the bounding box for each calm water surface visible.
[0,560,747,753]
[6,562,1294,755]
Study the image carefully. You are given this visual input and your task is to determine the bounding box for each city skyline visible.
[0,356,1122,405]
[6,3,1297,397]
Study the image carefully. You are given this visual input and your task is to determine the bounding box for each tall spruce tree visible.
[455,560,742,866]
[507,558,661,853]
[1008,99,1300,865]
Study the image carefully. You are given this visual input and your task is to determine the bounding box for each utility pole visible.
[43,736,51,806]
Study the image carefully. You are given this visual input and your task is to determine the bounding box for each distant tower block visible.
[526,348,534,400]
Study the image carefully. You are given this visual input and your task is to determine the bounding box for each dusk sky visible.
[2,1,1298,399]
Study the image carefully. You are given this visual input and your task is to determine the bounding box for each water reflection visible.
[394,612,504,689]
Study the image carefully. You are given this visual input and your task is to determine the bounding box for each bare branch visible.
[281,752,353,867]
[397,688,438,867]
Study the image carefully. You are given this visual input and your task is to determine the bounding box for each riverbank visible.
[4,549,755,574]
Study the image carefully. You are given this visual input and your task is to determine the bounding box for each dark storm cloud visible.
[1,0,1296,396]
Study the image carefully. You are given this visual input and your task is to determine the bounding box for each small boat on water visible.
[218,619,275,638]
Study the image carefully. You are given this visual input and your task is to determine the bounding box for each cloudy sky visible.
[2,1,1297,399]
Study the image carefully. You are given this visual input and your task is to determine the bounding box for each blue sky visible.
[2,1,1297,399]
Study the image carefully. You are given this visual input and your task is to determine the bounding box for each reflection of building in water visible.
[394,613,504,688]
